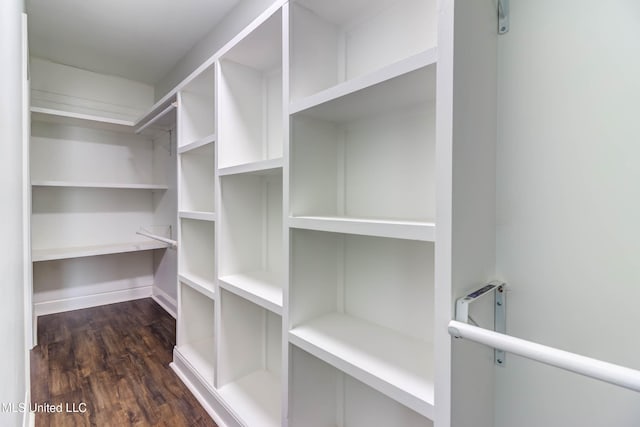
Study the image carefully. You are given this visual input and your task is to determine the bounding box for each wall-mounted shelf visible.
[290,346,431,427]
[219,271,283,315]
[179,272,216,301]
[177,133,216,154]
[178,211,216,222]
[31,106,135,133]
[31,180,168,190]
[217,158,283,177]
[32,240,168,262]
[290,48,437,115]
[289,312,434,419]
[289,216,435,242]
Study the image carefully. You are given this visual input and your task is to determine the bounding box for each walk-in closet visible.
[1,0,639,426]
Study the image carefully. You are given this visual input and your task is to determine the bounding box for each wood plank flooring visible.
[31,298,217,427]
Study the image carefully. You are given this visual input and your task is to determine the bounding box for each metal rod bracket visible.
[494,285,506,366]
[455,281,507,366]
[498,0,510,34]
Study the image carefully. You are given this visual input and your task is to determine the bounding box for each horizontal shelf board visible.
[32,240,168,262]
[178,211,217,222]
[134,97,176,130]
[31,180,169,190]
[178,273,216,300]
[31,106,136,132]
[176,338,215,388]
[289,313,435,419]
[289,216,435,241]
[178,133,217,154]
[218,158,284,177]
[290,48,437,121]
[219,271,283,315]
[218,370,281,427]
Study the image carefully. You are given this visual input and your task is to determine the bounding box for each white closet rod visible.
[136,229,177,249]
[135,102,177,134]
[448,320,640,393]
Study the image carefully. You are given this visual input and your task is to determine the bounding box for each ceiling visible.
[26,0,240,86]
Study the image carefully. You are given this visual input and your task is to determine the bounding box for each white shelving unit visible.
[290,346,432,427]
[178,141,215,213]
[218,290,282,427]
[30,103,177,317]
[218,170,284,314]
[167,0,500,426]
[178,66,216,149]
[289,230,435,419]
[179,218,216,295]
[289,64,436,227]
[218,9,283,170]
[177,282,216,388]
[289,0,436,102]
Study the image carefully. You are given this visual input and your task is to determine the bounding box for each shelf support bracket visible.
[498,0,510,34]
[454,281,507,366]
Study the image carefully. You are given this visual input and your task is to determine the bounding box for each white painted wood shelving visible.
[29,96,178,319]
[26,0,498,425]
[168,0,500,425]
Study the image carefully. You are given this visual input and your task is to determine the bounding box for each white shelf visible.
[219,271,283,315]
[292,60,436,124]
[177,338,216,388]
[177,133,216,154]
[31,180,168,190]
[178,272,216,301]
[218,370,281,427]
[290,49,437,116]
[289,313,434,419]
[217,158,283,177]
[30,106,135,132]
[32,240,168,262]
[289,216,435,242]
[178,211,216,222]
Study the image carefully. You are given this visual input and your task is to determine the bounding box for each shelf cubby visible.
[289,0,437,102]
[179,218,215,295]
[177,282,216,388]
[289,229,435,418]
[218,290,282,427]
[218,170,284,314]
[218,9,283,169]
[178,142,215,213]
[290,346,433,427]
[178,66,216,147]
[290,65,436,231]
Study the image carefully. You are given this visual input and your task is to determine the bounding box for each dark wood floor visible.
[31,298,217,427]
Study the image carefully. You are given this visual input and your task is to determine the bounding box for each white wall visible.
[154,0,277,99]
[0,0,27,425]
[496,1,640,426]
[31,57,154,120]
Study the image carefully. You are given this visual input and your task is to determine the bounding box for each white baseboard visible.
[34,286,152,316]
[171,348,241,427]
[152,287,177,318]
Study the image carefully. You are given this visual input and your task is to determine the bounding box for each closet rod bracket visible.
[454,281,507,366]
[498,0,509,34]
